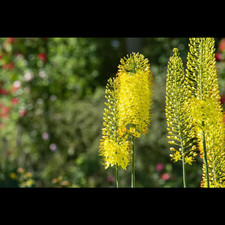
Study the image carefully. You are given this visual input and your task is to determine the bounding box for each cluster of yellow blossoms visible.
[186,38,225,187]
[167,37,225,187]
[99,53,153,171]
[99,77,131,170]
[166,48,197,167]
[116,69,152,138]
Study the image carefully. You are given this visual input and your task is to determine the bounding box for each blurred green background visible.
[0,37,224,187]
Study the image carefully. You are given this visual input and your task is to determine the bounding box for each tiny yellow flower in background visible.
[17,167,24,173]
[10,172,17,179]
[25,172,33,178]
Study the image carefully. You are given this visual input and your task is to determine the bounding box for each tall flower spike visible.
[116,52,153,187]
[99,77,131,171]
[166,48,197,187]
[186,37,225,187]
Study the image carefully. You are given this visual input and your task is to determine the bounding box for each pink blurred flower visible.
[50,143,58,152]
[12,80,21,93]
[107,175,114,183]
[161,173,170,181]
[42,132,49,140]
[216,53,222,61]
[156,162,164,172]
[19,109,26,117]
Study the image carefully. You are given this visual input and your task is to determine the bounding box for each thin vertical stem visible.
[131,136,135,188]
[181,144,186,188]
[178,118,186,188]
[202,128,210,188]
[116,163,119,188]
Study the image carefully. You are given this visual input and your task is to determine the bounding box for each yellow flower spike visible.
[100,52,153,188]
[117,53,153,137]
[186,37,225,188]
[116,52,153,188]
[99,77,131,172]
[166,48,197,187]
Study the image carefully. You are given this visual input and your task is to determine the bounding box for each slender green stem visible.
[131,136,135,188]
[202,128,210,188]
[116,163,119,188]
[180,144,186,188]
[178,121,186,188]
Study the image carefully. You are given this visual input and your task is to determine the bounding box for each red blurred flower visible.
[161,173,170,181]
[8,62,15,70]
[0,88,9,95]
[219,38,225,52]
[216,53,222,61]
[2,62,15,71]
[220,95,225,104]
[0,106,10,118]
[11,98,19,105]
[38,53,47,61]
[7,38,15,43]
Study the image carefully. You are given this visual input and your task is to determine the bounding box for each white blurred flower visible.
[13,80,21,88]
[50,143,57,152]
[39,70,48,79]
[24,71,34,82]
[50,95,57,101]
[42,132,49,140]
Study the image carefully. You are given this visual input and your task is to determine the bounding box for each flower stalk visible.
[131,136,135,188]
[166,48,197,187]
[186,37,225,187]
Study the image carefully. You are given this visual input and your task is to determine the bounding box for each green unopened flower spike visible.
[166,48,197,187]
